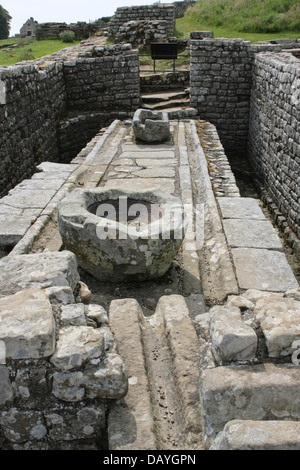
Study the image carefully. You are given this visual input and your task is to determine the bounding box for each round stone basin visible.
[57,187,187,282]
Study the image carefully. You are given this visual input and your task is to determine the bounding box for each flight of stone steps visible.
[140,88,190,113]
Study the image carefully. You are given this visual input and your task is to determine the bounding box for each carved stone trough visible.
[57,187,187,282]
[132,108,170,143]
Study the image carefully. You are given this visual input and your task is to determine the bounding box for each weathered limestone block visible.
[0,251,80,298]
[0,409,47,443]
[0,365,13,406]
[254,294,300,358]
[86,304,109,327]
[210,420,300,450]
[209,305,257,362]
[50,326,105,371]
[232,248,299,292]
[44,406,106,441]
[52,353,128,402]
[60,303,87,327]
[0,289,55,359]
[200,363,300,447]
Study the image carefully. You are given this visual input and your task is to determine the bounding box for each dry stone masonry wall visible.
[108,4,175,38]
[0,43,140,198]
[248,52,300,241]
[0,61,65,197]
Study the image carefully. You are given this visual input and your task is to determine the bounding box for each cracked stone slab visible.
[121,144,174,152]
[0,189,57,210]
[232,248,299,292]
[0,251,80,298]
[217,197,266,220]
[0,289,55,359]
[136,159,177,167]
[200,363,300,447]
[223,219,283,251]
[104,178,175,194]
[120,150,175,159]
[210,420,300,450]
[0,215,36,248]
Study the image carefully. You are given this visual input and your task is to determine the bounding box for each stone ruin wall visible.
[108,4,176,38]
[35,18,111,41]
[0,61,65,196]
[248,51,300,242]
[0,44,140,198]
[190,37,300,248]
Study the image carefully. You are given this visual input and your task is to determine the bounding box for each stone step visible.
[141,89,189,104]
[210,420,300,450]
[141,98,190,111]
[200,362,300,448]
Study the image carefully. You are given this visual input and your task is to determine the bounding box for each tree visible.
[0,5,11,40]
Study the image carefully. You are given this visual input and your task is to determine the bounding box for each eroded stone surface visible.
[200,363,300,447]
[232,248,299,292]
[210,419,300,450]
[209,305,257,362]
[50,326,105,371]
[0,289,55,359]
[254,294,300,358]
[0,251,80,297]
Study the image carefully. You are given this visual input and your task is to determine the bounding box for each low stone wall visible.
[0,61,65,197]
[115,20,168,47]
[36,19,111,40]
[0,43,140,197]
[64,44,140,112]
[0,251,128,450]
[248,51,300,240]
[174,0,197,18]
[108,4,175,38]
[140,70,190,92]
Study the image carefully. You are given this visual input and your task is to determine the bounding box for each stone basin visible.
[132,108,170,143]
[57,187,187,282]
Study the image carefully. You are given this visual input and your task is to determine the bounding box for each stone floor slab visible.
[1,189,57,210]
[223,219,283,250]
[232,248,299,292]
[0,215,35,248]
[120,151,175,159]
[217,197,266,220]
[104,178,175,194]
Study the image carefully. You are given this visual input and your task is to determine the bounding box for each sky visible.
[1,0,172,36]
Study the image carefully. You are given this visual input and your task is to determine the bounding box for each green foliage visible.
[0,4,11,39]
[183,0,300,33]
[18,49,35,62]
[59,30,76,43]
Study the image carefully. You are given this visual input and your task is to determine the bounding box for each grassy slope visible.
[177,0,300,41]
[0,38,81,65]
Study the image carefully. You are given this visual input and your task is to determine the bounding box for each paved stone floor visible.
[0,118,300,450]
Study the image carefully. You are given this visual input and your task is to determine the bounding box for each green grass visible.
[177,0,300,41]
[0,37,82,65]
